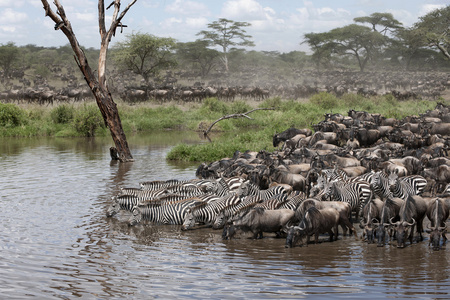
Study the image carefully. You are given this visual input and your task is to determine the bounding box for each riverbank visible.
[0,93,447,161]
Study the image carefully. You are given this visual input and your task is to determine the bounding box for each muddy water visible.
[0,133,449,299]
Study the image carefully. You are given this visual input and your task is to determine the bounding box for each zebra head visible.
[181,208,195,231]
[129,206,142,226]
[212,212,227,229]
[106,196,120,217]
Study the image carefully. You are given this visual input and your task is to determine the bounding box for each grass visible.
[0,93,447,161]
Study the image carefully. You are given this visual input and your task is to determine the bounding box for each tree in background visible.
[41,0,135,162]
[354,12,403,36]
[302,32,333,71]
[197,18,255,72]
[326,24,386,72]
[113,33,177,85]
[414,5,450,59]
[0,42,19,78]
[176,40,219,78]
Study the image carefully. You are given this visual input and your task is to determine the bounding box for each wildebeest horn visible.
[389,217,397,226]
[371,218,378,224]
[405,218,416,226]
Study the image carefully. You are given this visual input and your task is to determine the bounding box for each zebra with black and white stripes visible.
[237,181,287,200]
[181,193,241,230]
[388,173,427,200]
[322,179,372,221]
[129,197,203,226]
[212,195,262,229]
[139,179,188,190]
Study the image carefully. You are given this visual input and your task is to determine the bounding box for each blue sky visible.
[0,0,447,53]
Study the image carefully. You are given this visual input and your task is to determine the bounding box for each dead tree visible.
[203,108,275,137]
[41,0,135,162]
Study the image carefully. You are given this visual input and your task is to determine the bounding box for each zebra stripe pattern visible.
[129,197,202,226]
[323,180,372,220]
[181,193,242,230]
[388,173,428,200]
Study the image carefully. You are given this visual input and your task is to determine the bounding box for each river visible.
[0,132,449,299]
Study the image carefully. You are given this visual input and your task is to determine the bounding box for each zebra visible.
[129,197,202,226]
[203,177,231,197]
[388,173,428,200]
[181,193,241,230]
[212,195,262,229]
[322,179,372,222]
[369,171,394,200]
[139,179,188,190]
[253,193,292,209]
[106,195,140,217]
[278,192,307,210]
[118,187,166,199]
[237,181,287,200]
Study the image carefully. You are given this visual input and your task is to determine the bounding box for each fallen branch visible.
[203,107,275,136]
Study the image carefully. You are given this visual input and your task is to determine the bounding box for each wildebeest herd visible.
[107,102,450,250]
[2,70,449,104]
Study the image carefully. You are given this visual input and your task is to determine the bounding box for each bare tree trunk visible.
[41,0,135,162]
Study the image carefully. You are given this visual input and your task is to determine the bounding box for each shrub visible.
[51,104,74,124]
[0,103,27,126]
[310,92,338,110]
[72,103,105,137]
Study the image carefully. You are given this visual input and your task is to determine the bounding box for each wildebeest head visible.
[360,218,377,244]
[285,226,306,248]
[426,224,447,251]
[390,218,415,248]
[222,224,236,240]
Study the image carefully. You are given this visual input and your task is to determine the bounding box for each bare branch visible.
[203,108,275,136]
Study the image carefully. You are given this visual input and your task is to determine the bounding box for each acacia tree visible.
[354,12,403,36]
[41,0,135,162]
[113,32,177,84]
[414,5,450,59]
[197,18,254,72]
[0,42,19,79]
[327,24,385,72]
[176,40,219,77]
[302,32,333,71]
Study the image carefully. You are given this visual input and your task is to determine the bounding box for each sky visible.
[0,0,447,53]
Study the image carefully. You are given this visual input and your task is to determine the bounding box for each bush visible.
[200,97,229,114]
[310,92,338,110]
[51,104,74,124]
[0,103,27,126]
[73,103,105,137]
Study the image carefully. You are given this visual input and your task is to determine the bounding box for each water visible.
[0,133,449,299]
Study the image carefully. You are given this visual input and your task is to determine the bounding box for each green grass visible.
[0,93,446,161]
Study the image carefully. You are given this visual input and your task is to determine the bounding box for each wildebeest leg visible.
[314,232,320,244]
[328,229,335,242]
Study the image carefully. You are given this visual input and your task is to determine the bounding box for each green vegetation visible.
[0,93,446,161]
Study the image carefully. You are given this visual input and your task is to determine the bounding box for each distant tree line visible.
[0,6,449,89]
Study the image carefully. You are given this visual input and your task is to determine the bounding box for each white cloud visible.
[222,0,270,20]
[419,4,446,16]
[0,8,28,23]
[185,17,209,29]
[165,0,210,16]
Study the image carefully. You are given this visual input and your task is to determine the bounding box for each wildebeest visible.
[222,207,295,239]
[285,206,340,247]
[359,197,384,244]
[390,194,428,248]
[273,128,311,147]
[372,197,404,247]
[294,198,356,237]
[425,198,449,250]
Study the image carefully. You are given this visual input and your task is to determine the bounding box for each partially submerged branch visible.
[203,107,275,136]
